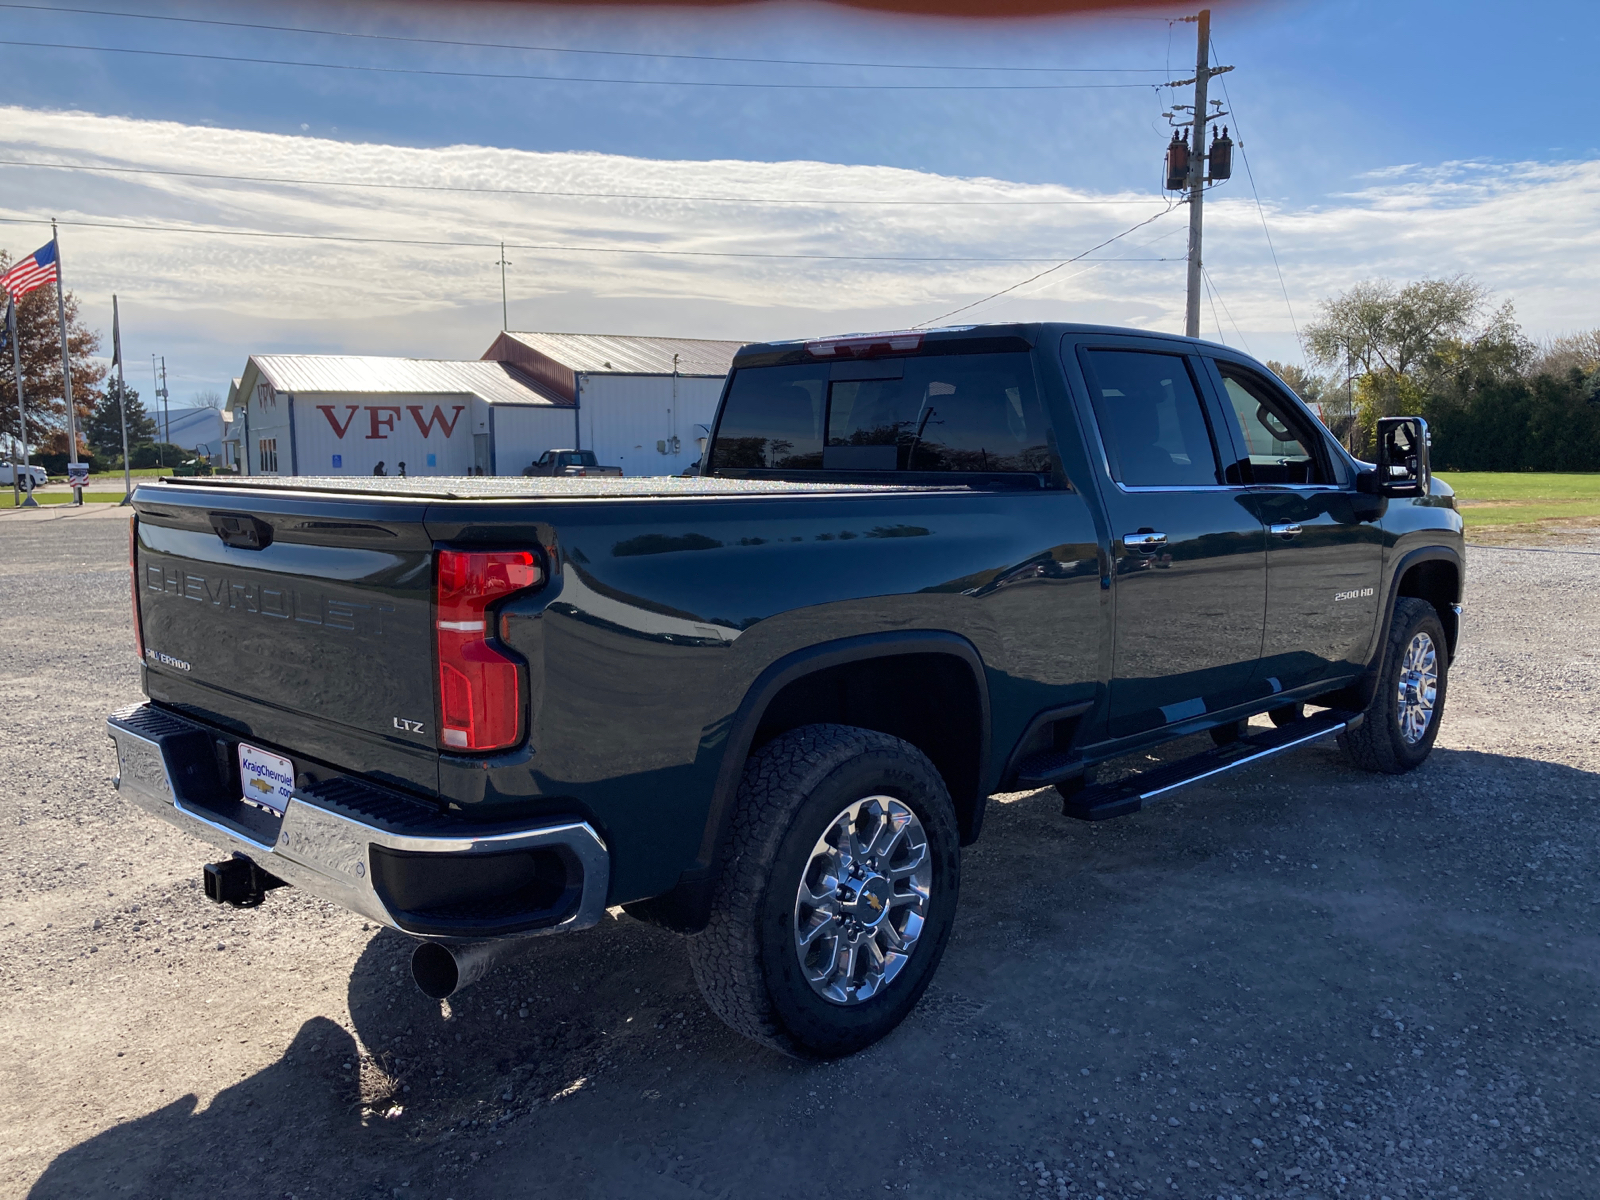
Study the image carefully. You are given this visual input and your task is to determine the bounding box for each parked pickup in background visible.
[108,323,1463,1058]
[521,449,624,477]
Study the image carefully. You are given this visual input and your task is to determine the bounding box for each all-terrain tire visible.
[687,723,960,1058]
[1338,597,1449,774]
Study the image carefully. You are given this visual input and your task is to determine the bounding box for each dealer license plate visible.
[238,742,295,817]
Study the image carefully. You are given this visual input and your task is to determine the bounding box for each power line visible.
[914,200,1184,326]
[953,218,1187,322]
[0,3,1171,75]
[0,214,1180,264]
[1202,265,1253,355]
[1202,267,1227,344]
[0,39,1162,90]
[1209,37,1300,352]
[0,159,1169,208]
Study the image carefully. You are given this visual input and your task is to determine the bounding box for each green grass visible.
[1435,471,1600,502]
[1,491,129,507]
[1435,472,1600,532]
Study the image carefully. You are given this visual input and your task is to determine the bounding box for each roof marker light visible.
[804,330,925,359]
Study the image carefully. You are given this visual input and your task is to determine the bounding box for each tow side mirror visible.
[1375,416,1430,497]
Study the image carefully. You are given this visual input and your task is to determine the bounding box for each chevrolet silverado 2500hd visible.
[108,323,1462,1057]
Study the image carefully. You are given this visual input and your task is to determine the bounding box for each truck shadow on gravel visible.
[29,744,1600,1199]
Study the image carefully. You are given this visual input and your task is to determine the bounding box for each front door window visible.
[1215,367,1328,486]
[1209,360,1382,688]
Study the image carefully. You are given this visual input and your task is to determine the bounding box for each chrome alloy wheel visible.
[1395,630,1439,745]
[793,796,932,1006]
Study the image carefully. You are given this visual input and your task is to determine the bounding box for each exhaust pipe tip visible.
[411,938,537,1000]
[411,942,463,1000]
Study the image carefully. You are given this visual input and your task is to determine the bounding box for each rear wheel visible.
[1339,597,1449,774]
[688,724,960,1058]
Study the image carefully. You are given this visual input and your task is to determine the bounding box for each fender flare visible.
[1330,545,1463,713]
[1380,545,1463,655]
[625,630,990,933]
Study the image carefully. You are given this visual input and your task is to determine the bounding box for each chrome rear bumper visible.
[106,704,609,940]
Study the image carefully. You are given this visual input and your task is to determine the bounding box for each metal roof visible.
[499,332,740,376]
[248,355,567,406]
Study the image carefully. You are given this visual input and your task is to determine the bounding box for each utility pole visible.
[1162,12,1233,339]
[1184,10,1211,340]
[113,296,132,503]
[160,357,169,447]
[496,242,512,331]
[152,355,163,467]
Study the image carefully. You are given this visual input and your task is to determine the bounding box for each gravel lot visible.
[2,504,1597,1200]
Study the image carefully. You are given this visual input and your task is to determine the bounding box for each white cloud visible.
[2,105,1598,392]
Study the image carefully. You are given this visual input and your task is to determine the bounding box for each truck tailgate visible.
[133,486,440,796]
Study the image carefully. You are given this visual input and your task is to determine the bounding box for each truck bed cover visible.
[145,476,961,502]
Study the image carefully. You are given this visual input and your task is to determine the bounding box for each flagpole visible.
[7,300,17,509]
[50,219,81,505]
[7,300,36,507]
[114,295,131,504]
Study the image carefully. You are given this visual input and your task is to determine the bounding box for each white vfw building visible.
[223,332,740,479]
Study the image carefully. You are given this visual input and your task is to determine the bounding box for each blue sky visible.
[2,0,1598,403]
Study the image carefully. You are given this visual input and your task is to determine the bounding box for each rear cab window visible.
[708,350,1056,484]
[1078,349,1224,488]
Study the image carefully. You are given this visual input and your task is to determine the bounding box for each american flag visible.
[0,240,59,301]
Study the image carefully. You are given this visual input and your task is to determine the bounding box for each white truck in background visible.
[0,461,48,490]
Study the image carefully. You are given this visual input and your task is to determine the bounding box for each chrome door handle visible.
[1122,531,1168,550]
[1269,522,1302,538]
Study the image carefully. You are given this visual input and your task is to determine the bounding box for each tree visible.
[1304,276,1489,450]
[0,248,105,457]
[85,379,158,461]
[1528,330,1600,379]
[1264,360,1325,406]
[1267,359,1350,444]
[193,389,222,410]
[1420,301,1532,415]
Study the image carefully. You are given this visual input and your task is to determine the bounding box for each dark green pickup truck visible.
[108,323,1463,1057]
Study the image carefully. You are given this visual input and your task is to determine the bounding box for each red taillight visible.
[804,330,924,358]
[435,549,542,752]
[129,514,144,663]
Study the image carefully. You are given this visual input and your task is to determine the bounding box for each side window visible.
[710,364,827,470]
[1214,364,1327,486]
[1080,350,1221,488]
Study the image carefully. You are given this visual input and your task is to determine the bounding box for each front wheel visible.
[688,724,960,1058]
[1339,597,1449,774]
